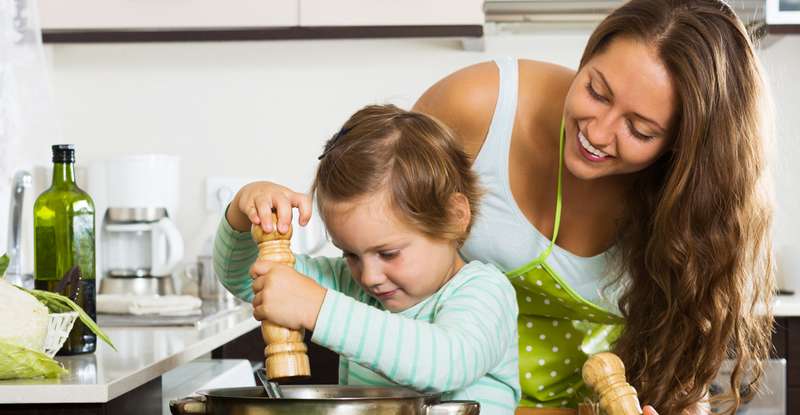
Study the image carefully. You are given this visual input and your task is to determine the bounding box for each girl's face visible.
[563,36,677,180]
[324,192,465,313]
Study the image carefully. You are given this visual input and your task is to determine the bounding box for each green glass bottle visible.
[34,144,97,355]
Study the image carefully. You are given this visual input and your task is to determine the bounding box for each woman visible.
[413,0,774,413]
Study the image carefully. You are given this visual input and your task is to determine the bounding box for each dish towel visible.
[97,294,202,316]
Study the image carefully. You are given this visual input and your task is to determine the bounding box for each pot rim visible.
[198,385,443,402]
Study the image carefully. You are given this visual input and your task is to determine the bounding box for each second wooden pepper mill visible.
[582,352,642,415]
[252,215,310,381]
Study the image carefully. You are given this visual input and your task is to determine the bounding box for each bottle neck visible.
[51,162,76,188]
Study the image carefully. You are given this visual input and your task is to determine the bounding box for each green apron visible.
[506,120,624,409]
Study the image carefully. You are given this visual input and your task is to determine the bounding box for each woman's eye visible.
[627,120,655,141]
[585,81,607,103]
[379,251,399,260]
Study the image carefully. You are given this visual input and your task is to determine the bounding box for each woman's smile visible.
[578,130,611,161]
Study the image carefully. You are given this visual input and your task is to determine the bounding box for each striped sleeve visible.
[213,214,258,302]
[214,216,369,304]
[294,255,379,304]
[311,265,518,394]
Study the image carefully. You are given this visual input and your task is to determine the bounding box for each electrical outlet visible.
[205,176,266,213]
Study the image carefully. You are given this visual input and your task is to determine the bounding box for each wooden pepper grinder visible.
[582,352,642,415]
[252,215,310,381]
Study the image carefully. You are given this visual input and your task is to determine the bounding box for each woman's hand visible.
[227,181,312,234]
[250,259,326,331]
[643,406,659,415]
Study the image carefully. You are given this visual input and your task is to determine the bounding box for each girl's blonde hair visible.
[582,1,774,413]
[312,104,481,245]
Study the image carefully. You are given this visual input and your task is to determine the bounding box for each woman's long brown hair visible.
[580,1,775,413]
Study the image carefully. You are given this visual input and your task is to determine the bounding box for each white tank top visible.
[459,57,621,308]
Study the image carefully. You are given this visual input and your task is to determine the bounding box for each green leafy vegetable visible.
[0,254,8,278]
[0,340,67,380]
[18,288,116,351]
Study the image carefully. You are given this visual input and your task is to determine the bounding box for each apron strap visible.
[538,118,565,261]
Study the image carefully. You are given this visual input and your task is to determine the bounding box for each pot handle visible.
[169,395,207,415]
[425,400,480,415]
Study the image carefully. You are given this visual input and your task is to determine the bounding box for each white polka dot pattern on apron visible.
[507,259,623,409]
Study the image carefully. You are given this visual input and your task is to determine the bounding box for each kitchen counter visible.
[775,292,800,317]
[1,292,797,408]
[0,302,259,404]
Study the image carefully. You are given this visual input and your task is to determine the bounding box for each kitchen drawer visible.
[789,318,800,386]
[773,317,787,358]
[789,386,800,414]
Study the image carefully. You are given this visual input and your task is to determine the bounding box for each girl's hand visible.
[227,181,312,234]
[643,405,659,415]
[250,259,326,331]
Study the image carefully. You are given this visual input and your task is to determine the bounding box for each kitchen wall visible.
[1,29,799,288]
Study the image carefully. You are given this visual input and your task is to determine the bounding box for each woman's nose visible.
[587,113,618,147]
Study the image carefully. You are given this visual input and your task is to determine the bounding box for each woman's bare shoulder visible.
[517,59,575,130]
[413,61,500,158]
[414,60,574,158]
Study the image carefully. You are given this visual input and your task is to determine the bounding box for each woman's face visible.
[563,36,676,181]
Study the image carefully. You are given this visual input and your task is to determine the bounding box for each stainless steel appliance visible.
[100,207,183,295]
[5,171,33,288]
[767,0,800,25]
[709,359,786,414]
[90,154,184,295]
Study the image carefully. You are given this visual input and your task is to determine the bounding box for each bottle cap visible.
[52,144,75,163]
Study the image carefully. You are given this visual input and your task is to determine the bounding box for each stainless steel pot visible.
[170,385,480,415]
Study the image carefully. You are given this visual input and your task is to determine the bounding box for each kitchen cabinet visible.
[37,0,484,43]
[299,0,483,27]
[38,0,299,30]
[783,317,800,414]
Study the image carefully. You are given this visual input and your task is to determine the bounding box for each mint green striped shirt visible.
[214,217,521,414]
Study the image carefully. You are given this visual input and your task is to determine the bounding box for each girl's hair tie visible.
[318,126,351,160]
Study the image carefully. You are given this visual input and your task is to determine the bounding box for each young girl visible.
[214,104,521,414]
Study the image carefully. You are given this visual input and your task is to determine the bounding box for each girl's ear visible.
[448,192,471,233]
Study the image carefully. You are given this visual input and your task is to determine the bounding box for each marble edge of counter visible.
[105,317,261,402]
[0,316,260,404]
[774,293,800,317]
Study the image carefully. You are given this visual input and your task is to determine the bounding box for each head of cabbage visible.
[0,254,67,379]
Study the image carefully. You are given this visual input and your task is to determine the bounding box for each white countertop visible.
[0,303,260,404]
[1,292,797,404]
[774,292,800,317]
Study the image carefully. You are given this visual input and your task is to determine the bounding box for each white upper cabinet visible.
[37,0,484,31]
[300,0,484,26]
[37,0,300,30]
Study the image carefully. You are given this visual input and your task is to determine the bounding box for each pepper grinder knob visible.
[252,216,310,381]
[582,352,642,415]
